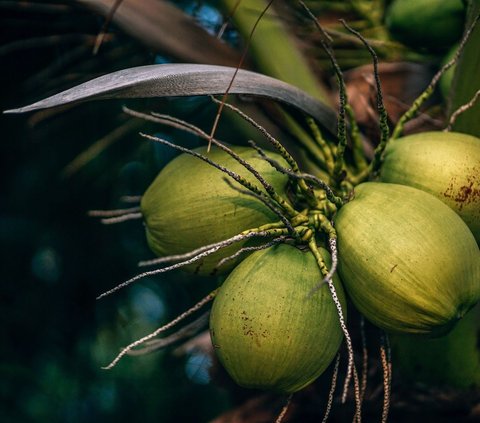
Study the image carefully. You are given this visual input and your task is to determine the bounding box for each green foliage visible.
[449,0,480,136]
[391,305,480,389]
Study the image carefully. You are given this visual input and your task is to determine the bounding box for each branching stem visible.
[138,228,282,267]
[306,117,335,174]
[298,1,349,188]
[126,311,209,356]
[125,107,292,214]
[97,229,286,299]
[321,353,340,423]
[88,206,141,217]
[308,239,362,422]
[446,88,480,131]
[341,19,389,175]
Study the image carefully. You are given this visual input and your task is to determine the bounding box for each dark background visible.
[1,1,234,421]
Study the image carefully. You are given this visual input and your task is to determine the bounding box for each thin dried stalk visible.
[102,291,216,369]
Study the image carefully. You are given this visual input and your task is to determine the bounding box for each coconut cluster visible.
[95,20,480,406]
[8,4,476,414]
[136,125,480,396]
[5,0,480,418]
[137,137,352,393]
[132,29,480,396]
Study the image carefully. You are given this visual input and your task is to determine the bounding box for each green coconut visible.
[380,131,480,243]
[385,0,465,51]
[140,145,289,275]
[390,304,480,389]
[335,182,480,336]
[210,243,345,393]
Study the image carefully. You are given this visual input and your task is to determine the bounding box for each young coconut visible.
[390,304,480,389]
[141,145,290,275]
[209,243,346,393]
[379,131,480,243]
[335,182,480,337]
[385,0,465,52]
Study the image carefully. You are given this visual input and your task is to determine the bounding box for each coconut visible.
[335,182,480,336]
[210,243,345,393]
[140,145,289,275]
[380,131,480,243]
[385,0,465,51]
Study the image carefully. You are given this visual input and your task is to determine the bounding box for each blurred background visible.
[1,2,239,421]
[1,1,479,422]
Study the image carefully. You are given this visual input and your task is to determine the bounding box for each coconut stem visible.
[97,229,287,300]
[119,195,142,203]
[340,19,389,176]
[139,132,276,206]
[307,221,335,296]
[209,96,319,209]
[209,96,300,173]
[88,206,141,217]
[101,291,217,370]
[380,332,392,423]
[246,139,319,208]
[345,105,368,172]
[213,236,288,271]
[324,237,338,285]
[298,1,349,190]
[126,108,288,211]
[294,173,343,208]
[138,229,280,267]
[359,316,368,402]
[99,212,143,225]
[126,311,209,356]
[308,239,362,422]
[445,88,480,131]
[306,116,335,175]
[223,177,297,235]
[275,393,293,423]
[248,140,343,208]
[207,0,276,148]
[307,239,330,280]
[321,353,340,423]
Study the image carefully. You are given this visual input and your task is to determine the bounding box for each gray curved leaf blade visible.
[4,64,337,135]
